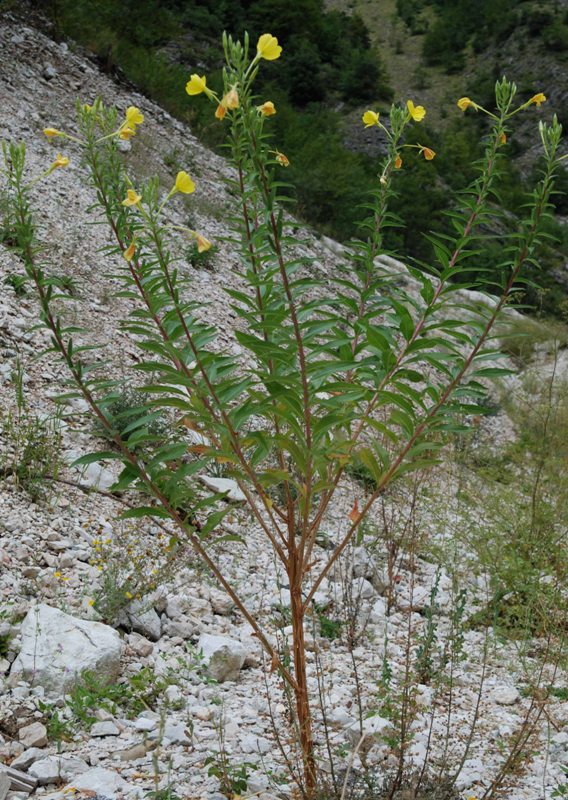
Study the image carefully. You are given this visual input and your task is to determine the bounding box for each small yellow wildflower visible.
[223,86,239,110]
[119,126,136,140]
[258,101,276,116]
[457,96,473,112]
[175,171,196,194]
[395,154,402,169]
[195,233,212,253]
[122,189,142,207]
[275,150,290,167]
[256,33,282,61]
[499,131,507,145]
[125,106,144,126]
[43,127,64,138]
[422,146,436,160]
[186,74,207,96]
[83,104,93,113]
[215,103,227,120]
[529,92,546,107]
[362,110,380,128]
[54,571,62,578]
[125,591,133,600]
[407,99,426,122]
[88,599,95,606]
[51,153,69,169]
[123,242,136,262]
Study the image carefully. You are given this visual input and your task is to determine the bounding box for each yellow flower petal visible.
[175,171,196,194]
[126,106,144,126]
[422,147,436,160]
[362,110,380,128]
[195,233,212,253]
[186,74,207,96]
[457,96,472,112]
[499,131,507,145]
[43,128,64,138]
[122,189,142,207]
[395,154,402,169]
[275,150,290,167]
[407,99,426,122]
[52,153,69,169]
[529,92,546,107]
[119,126,136,140]
[257,33,282,61]
[258,101,276,116]
[123,242,136,262]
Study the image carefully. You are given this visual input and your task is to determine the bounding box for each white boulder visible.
[197,633,246,682]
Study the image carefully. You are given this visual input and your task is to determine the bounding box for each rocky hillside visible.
[1,13,568,800]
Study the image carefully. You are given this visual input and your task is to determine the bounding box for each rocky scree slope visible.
[0,15,567,800]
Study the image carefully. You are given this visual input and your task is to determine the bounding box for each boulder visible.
[29,755,89,785]
[9,604,122,695]
[197,633,246,682]
[70,767,141,798]
[18,722,48,748]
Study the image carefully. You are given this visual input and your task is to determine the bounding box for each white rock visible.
[455,757,485,790]
[352,578,375,600]
[199,476,246,502]
[71,767,141,798]
[492,686,520,705]
[162,720,192,745]
[241,734,271,755]
[121,600,161,642]
[18,721,48,748]
[91,720,120,737]
[11,747,45,770]
[29,755,89,785]
[8,604,122,695]
[197,633,246,682]
[345,715,392,747]
[369,597,387,623]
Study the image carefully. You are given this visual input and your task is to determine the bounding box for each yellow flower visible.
[54,571,62,578]
[395,154,402,169]
[457,96,473,112]
[186,74,207,96]
[275,150,290,167]
[215,103,227,120]
[122,189,142,207]
[88,599,95,606]
[119,126,136,140]
[422,146,436,160]
[52,153,69,169]
[125,591,133,600]
[407,99,426,122]
[123,242,136,262]
[43,127,64,138]
[362,110,380,128]
[83,104,93,113]
[499,131,507,145]
[256,33,282,61]
[258,101,276,116]
[223,86,239,110]
[126,106,144,126]
[195,233,212,253]
[529,92,546,107]
[175,171,196,194]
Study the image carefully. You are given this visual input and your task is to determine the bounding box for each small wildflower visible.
[529,92,546,107]
[394,153,402,169]
[54,571,62,578]
[122,189,142,207]
[407,99,426,122]
[362,110,380,128]
[119,126,136,140]
[82,104,93,113]
[500,131,507,145]
[195,233,212,253]
[175,171,196,194]
[457,96,473,112]
[258,100,276,116]
[88,599,95,606]
[125,106,144,126]
[125,591,133,600]
[215,103,227,120]
[51,153,69,169]
[123,242,136,261]
[348,499,361,524]
[274,150,290,167]
[185,74,207,96]
[256,33,282,61]
[43,127,64,138]
[223,86,239,110]
[422,146,436,160]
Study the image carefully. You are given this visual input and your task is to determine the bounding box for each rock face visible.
[197,633,246,682]
[8,604,122,695]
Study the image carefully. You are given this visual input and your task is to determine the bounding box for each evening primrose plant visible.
[1,29,562,796]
